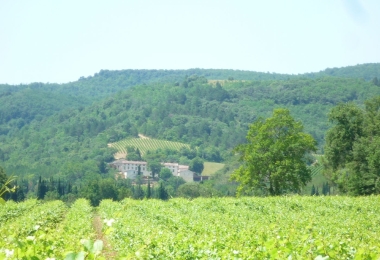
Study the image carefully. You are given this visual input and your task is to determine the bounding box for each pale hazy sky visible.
[1,0,379,84]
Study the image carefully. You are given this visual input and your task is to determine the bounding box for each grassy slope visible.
[202,162,225,175]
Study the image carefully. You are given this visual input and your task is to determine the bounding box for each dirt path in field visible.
[93,214,117,259]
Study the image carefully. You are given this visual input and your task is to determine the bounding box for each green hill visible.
[305,63,380,81]
[1,64,380,186]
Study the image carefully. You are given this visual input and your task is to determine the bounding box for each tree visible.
[133,184,144,199]
[37,176,47,200]
[0,166,7,188]
[177,182,215,198]
[189,157,204,174]
[99,179,118,201]
[311,184,316,196]
[159,168,173,181]
[146,180,151,199]
[231,108,317,196]
[324,97,380,195]
[157,182,169,200]
[324,102,364,172]
[372,77,379,86]
[148,160,162,179]
[137,165,142,176]
[44,190,60,201]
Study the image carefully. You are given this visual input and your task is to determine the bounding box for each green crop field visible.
[2,197,380,259]
[0,199,98,259]
[109,137,190,156]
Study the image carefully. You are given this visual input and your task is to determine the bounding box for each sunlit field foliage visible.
[1,196,380,259]
[98,196,380,259]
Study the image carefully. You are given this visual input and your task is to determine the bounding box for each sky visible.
[1,0,379,84]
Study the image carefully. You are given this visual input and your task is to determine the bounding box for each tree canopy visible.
[324,96,380,195]
[231,109,317,196]
[189,157,204,174]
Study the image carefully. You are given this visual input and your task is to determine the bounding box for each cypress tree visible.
[37,176,43,199]
[147,180,151,199]
[158,182,168,200]
[311,184,316,196]
[37,178,47,200]
[133,184,144,199]
[138,165,142,176]
[136,148,142,160]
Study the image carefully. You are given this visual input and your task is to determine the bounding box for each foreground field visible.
[1,197,380,259]
[99,197,380,259]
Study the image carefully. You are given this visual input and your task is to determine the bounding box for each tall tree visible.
[159,168,173,181]
[0,166,7,188]
[146,180,151,199]
[324,102,364,171]
[189,157,204,174]
[148,160,162,179]
[324,96,380,195]
[158,182,169,200]
[231,108,317,196]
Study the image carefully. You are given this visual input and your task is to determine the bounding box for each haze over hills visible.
[0,63,380,191]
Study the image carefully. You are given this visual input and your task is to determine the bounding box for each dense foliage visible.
[304,63,380,81]
[98,196,380,259]
[324,96,380,195]
[0,64,379,198]
[0,199,101,259]
[2,196,379,258]
[232,109,317,195]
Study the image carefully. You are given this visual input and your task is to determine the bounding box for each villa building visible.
[109,160,195,182]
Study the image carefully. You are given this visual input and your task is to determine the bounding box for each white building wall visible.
[111,160,194,181]
[178,170,194,182]
[163,163,179,175]
[124,170,138,179]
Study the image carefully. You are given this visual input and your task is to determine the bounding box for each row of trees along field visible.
[1,164,229,206]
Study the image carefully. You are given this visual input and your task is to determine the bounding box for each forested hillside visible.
[0,89,84,136]
[1,64,379,137]
[0,63,380,197]
[304,63,380,81]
